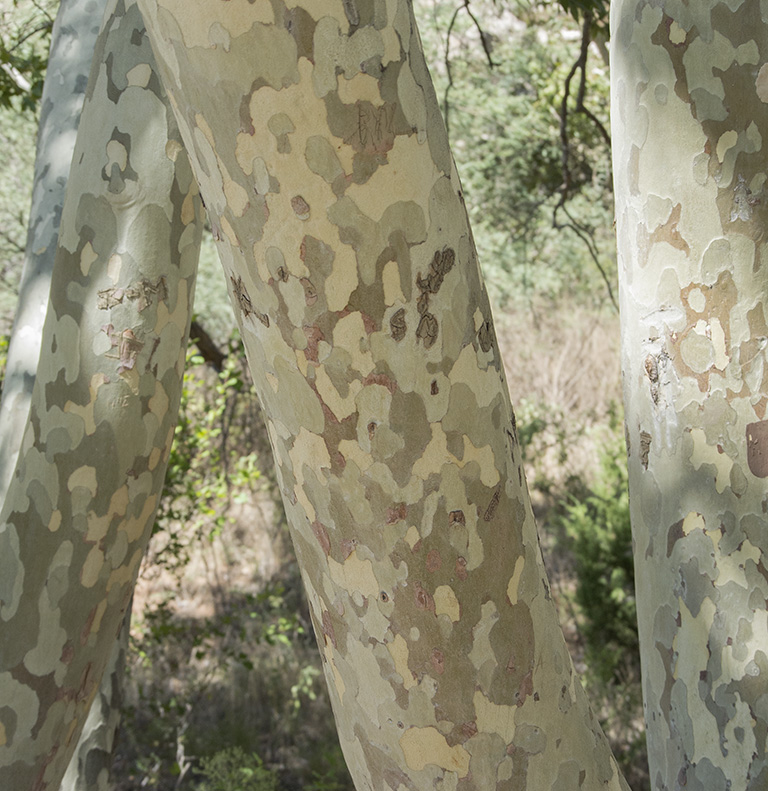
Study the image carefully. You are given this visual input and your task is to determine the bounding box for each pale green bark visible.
[612,2,768,788]
[0,3,129,789]
[0,0,203,786]
[138,2,628,789]
[0,0,107,496]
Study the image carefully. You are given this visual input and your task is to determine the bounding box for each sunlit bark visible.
[0,0,107,496]
[612,2,768,788]
[138,1,628,789]
[0,0,202,786]
[0,3,131,788]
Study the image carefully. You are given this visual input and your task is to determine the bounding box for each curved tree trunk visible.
[0,0,107,495]
[138,2,629,789]
[612,2,768,788]
[0,0,203,786]
[0,2,132,788]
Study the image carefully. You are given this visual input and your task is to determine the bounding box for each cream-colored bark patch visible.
[328,550,380,600]
[434,585,460,622]
[156,0,273,49]
[689,427,733,494]
[387,634,416,689]
[79,241,98,276]
[68,466,97,496]
[126,63,152,87]
[473,690,516,743]
[757,63,768,102]
[506,556,525,605]
[399,726,470,777]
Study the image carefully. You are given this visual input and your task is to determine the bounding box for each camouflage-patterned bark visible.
[0,0,108,496]
[612,3,768,788]
[58,619,127,791]
[138,2,628,789]
[0,0,203,786]
[0,3,131,789]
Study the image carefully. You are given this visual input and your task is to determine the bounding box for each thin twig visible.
[443,0,496,138]
[442,2,463,137]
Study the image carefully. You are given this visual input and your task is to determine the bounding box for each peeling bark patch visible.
[300,277,318,305]
[102,325,143,373]
[413,582,435,613]
[311,520,331,555]
[478,320,494,353]
[483,485,501,522]
[386,503,407,524]
[415,313,438,348]
[746,421,768,477]
[639,430,652,470]
[231,275,269,326]
[98,277,168,311]
[430,648,445,674]
[322,609,337,648]
[291,195,310,219]
[389,307,406,341]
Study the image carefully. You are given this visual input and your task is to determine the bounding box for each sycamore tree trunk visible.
[137,2,629,789]
[0,2,131,789]
[0,0,106,494]
[0,0,203,786]
[612,2,768,788]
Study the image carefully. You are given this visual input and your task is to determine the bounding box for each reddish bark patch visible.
[303,324,325,363]
[363,372,397,393]
[291,195,310,219]
[414,581,435,613]
[300,277,318,305]
[461,722,478,741]
[516,670,534,706]
[426,549,442,572]
[386,503,407,524]
[747,420,768,477]
[322,610,337,648]
[430,648,445,675]
[311,520,331,556]
[341,538,357,559]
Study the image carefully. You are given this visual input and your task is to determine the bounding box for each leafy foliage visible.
[560,434,639,683]
[0,0,54,112]
[416,0,615,307]
[197,748,278,791]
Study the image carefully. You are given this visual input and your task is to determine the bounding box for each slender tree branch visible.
[443,0,496,139]
[190,319,226,372]
[442,2,463,137]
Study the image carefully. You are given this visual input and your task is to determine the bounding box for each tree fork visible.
[138,1,629,788]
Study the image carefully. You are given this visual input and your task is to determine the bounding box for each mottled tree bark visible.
[612,2,768,789]
[0,0,203,787]
[0,0,107,496]
[138,2,628,789]
[0,3,132,789]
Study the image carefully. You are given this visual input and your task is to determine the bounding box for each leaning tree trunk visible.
[0,2,131,789]
[0,0,203,786]
[612,2,768,788]
[137,1,629,788]
[0,0,107,494]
